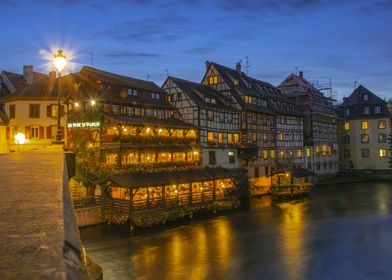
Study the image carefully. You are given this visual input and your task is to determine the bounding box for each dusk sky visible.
[0,0,391,100]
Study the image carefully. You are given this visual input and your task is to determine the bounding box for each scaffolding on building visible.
[311,78,339,103]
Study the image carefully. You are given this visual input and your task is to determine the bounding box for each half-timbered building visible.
[162,77,240,169]
[278,72,338,175]
[65,66,245,224]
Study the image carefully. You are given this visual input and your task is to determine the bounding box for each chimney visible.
[299,71,304,78]
[23,65,34,85]
[236,61,242,74]
[49,71,57,92]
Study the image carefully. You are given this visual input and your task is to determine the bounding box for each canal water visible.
[81,181,392,280]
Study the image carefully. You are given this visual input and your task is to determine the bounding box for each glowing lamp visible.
[14,133,26,144]
[91,100,96,106]
[74,102,80,108]
[53,50,67,73]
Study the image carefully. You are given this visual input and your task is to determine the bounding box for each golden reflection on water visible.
[375,185,390,215]
[189,224,208,279]
[277,201,308,280]
[212,217,233,273]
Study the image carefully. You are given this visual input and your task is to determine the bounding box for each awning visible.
[95,167,246,188]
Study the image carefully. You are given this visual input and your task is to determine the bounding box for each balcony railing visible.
[102,134,198,146]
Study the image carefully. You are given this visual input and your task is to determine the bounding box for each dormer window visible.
[208,76,219,85]
[234,79,239,86]
[375,106,381,114]
[363,94,369,101]
[363,106,370,115]
[128,88,138,96]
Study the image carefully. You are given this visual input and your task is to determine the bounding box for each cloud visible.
[98,16,194,44]
[101,52,161,58]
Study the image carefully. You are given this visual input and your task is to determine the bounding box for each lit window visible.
[344,122,350,130]
[208,76,219,85]
[233,133,239,144]
[30,126,39,139]
[279,151,285,159]
[228,151,235,164]
[218,132,224,144]
[375,106,381,114]
[361,134,369,143]
[207,110,214,121]
[363,107,370,115]
[252,132,257,142]
[270,150,275,159]
[306,148,311,158]
[316,146,320,154]
[263,150,268,159]
[244,96,253,104]
[207,132,215,144]
[234,79,239,85]
[279,132,284,141]
[298,149,303,158]
[361,121,368,130]
[167,95,173,102]
[379,149,387,157]
[378,120,386,129]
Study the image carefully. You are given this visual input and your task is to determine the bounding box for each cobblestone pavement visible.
[0,146,67,279]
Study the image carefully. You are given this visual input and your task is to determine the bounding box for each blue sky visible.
[0,0,391,100]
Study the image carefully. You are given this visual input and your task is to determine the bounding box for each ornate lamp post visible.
[53,50,67,143]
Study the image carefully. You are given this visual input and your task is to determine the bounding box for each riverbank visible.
[315,174,384,185]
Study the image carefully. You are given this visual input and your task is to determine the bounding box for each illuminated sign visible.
[67,122,100,128]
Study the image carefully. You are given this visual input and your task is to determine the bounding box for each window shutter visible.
[47,105,52,117]
[47,126,52,139]
[39,126,45,139]
[25,126,30,139]
[6,127,10,140]
[61,126,65,139]
[60,105,65,117]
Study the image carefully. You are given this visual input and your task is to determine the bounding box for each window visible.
[279,151,285,159]
[270,150,275,159]
[207,132,215,144]
[167,95,173,102]
[363,107,370,115]
[378,120,386,129]
[378,134,387,143]
[233,133,239,144]
[361,121,368,130]
[244,96,253,103]
[344,122,350,130]
[30,126,39,139]
[298,149,303,158]
[306,147,311,158]
[375,106,381,114]
[363,94,369,101]
[343,134,349,144]
[254,167,259,177]
[344,149,350,158]
[316,146,320,154]
[228,151,235,164]
[151,93,160,99]
[345,108,350,116]
[361,134,369,143]
[208,151,216,165]
[234,79,239,86]
[361,149,369,158]
[263,150,268,160]
[252,132,257,142]
[208,76,219,85]
[207,110,214,121]
[29,104,40,118]
[379,149,387,157]
[9,104,16,119]
[48,105,63,118]
[218,132,224,144]
[279,132,283,141]
[128,88,138,96]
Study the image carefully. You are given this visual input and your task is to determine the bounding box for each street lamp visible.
[53,50,67,143]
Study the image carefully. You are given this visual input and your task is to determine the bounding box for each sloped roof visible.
[339,85,391,119]
[96,167,246,188]
[278,73,324,97]
[208,62,301,116]
[165,76,235,111]
[80,66,163,93]
[1,75,68,101]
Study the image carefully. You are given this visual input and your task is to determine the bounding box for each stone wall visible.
[76,207,103,227]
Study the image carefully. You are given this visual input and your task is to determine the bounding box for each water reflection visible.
[277,201,308,280]
[81,181,392,280]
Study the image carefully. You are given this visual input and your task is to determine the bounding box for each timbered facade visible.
[66,66,244,218]
[162,77,240,169]
[201,61,278,178]
[278,72,338,174]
